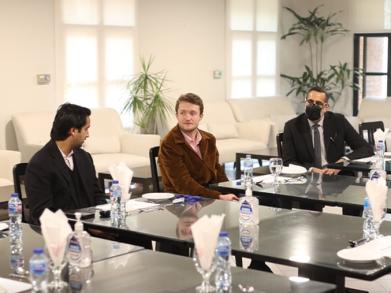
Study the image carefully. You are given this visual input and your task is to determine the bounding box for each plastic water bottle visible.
[215,231,232,291]
[375,140,385,169]
[29,248,48,291]
[110,180,122,223]
[8,193,22,244]
[243,155,253,186]
[363,197,376,240]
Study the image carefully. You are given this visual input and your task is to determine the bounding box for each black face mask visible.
[305,104,322,121]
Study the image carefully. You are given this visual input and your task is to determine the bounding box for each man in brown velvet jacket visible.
[158,93,238,201]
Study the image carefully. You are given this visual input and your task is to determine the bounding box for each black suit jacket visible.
[282,112,373,169]
[25,140,107,224]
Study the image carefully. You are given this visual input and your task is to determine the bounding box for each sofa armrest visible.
[236,119,272,145]
[120,134,161,157]
[0,150,21,181]
[22,144,43,162]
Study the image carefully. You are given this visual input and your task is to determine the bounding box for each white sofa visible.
[163,97,296,163]
[12,108,160,173]
[0,150,21,187]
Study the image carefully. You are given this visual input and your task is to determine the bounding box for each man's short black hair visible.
[50,103,91,141]
[306,86,329,102]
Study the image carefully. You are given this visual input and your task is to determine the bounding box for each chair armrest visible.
[0,150,21,181]
[236,119,273,145]
[120,134,160,157]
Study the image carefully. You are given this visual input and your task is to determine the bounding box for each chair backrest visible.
[358,121,385,148]
[276,132,284,159]
[12,163,28,222]
[149,146,161,192]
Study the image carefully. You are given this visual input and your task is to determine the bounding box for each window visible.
[55,0,136,127]
[353,33,391,115]
[227,0,279,99]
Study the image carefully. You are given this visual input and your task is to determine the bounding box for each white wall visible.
[0,0,56,150]
[279,0,387,115]
[0,0,388,149]
[137,0,226,102]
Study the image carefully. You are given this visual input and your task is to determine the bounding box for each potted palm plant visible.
[281,6,361,108]
[123,57,172,134]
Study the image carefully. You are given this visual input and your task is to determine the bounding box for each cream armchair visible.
[12,108,160,173]
[0,150,21,186]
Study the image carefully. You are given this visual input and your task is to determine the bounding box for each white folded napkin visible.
[374,128,389,145]
[281,164,307,175]
[366,177,388,222]
[191,214,225,271]
[96,199,159,212]
[253,174,307,184]
[109,162,134,201]
[39,209,72,266]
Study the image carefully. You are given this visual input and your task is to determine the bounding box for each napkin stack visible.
[109,162,134,201]
[366,177,388,222]
[281,164,307,174]
[39,209,72,266]
[190,214,225,271]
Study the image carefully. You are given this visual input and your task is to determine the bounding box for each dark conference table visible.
[82,249,335,293]
[0,223,142,278]
[76,199,391,292]
[0,223,335,293]
[212,173,391,213]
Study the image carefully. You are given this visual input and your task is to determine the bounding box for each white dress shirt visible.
[58,147,74,171]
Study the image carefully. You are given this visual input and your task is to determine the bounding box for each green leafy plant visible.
[123,57,172,134]
[281,6,361,106]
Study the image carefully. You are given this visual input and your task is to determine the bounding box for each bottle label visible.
[30,260,47,277]
[8,202,21,215]
[240,200,253,221]
[216,245,230,259]
[68,236,82,262]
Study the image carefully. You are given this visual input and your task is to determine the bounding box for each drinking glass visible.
[192,248,217,292]
[269,158,283,185]
[46,245,68,290]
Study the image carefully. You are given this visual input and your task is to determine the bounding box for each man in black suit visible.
[283,87,373,175]
[25,103,107,224]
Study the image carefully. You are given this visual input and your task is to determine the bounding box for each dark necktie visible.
[313,124,322,168]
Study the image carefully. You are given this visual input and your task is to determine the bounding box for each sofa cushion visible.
[208,122,238,139]
[84,136,121,154]
[236,119,272,144]
[216,139,267,163]
[92,153,150,173]
[229,97,295,122]
[269,114,296,133]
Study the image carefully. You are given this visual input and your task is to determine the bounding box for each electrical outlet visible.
[213,70,222,79]
[36,74,51,85]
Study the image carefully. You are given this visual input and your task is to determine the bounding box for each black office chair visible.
[358,121,386,150]
[149,146,161,192]
[12,163,29,222]
[276,132,284,158]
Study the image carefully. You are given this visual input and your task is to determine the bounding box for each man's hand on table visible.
[219,193,239,201]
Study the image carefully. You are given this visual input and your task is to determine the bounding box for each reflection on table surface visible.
[214,173,391,211]
[80,199,391,281]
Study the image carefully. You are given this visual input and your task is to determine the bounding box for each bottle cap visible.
[219,231,229,237]
[11,193,19,198]
[33,248,44,254]
[112,180,119,184]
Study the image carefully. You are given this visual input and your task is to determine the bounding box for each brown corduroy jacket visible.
[158,125,228,199]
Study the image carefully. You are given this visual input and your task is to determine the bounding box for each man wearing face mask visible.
[282,86,373,175]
